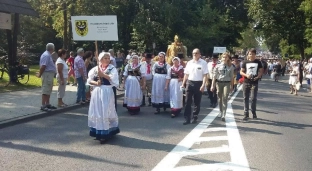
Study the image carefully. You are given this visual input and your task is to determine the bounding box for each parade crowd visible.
[37,41,312,144]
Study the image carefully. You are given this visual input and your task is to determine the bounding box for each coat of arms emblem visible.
[75,20,88,37]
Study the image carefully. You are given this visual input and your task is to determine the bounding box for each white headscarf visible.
[98,52,110,61]
[172,56,180,63]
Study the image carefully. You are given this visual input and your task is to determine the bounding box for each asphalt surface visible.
[1,76,312,171]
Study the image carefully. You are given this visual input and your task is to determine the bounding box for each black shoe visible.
[154,109,160,114]
[141,103,146,107]
[191,116,198,124]
[243,116,249,122]
[210,103,213,107]
[213,103,217,108]
[253,114,257,119]
[183,120,190,125]
[46,104,57,109]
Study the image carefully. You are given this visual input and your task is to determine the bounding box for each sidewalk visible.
[0,85,124,128]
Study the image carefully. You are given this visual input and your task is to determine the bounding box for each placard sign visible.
[71,15,118,41]
[213,47,226,53]
[0,13,11,30]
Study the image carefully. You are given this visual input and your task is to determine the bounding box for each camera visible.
[250,75,256,81]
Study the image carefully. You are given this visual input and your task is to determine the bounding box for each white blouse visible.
[152,62,171,75]
[87,64,119,87]
[123,63,146,77]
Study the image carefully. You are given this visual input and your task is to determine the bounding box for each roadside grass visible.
[0,65,68,93]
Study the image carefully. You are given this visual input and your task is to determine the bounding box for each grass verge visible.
[0,65,60,93]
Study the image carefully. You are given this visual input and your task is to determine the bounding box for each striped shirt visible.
[74,55,87,78]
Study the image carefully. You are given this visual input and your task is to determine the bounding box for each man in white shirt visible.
[141,53,155,106]
[181,48,208,125]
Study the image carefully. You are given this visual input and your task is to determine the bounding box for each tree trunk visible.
[299,45,305,61]
[7,13,19,83]
[68,0,76,51]
[63,2,68,50]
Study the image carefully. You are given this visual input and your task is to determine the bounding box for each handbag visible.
[295,82,301,91]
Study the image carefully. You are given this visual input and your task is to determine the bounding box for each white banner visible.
[71,15,118,41]
[0,13,11,30]
[213,47,226,53]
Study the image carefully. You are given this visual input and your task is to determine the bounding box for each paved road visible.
[1,76,312,171]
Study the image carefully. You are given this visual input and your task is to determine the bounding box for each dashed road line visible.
[152,85,250,171]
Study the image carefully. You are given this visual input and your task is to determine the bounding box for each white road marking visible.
[152,85,250,171]
[197,136,228,142]
[204,127,228,132]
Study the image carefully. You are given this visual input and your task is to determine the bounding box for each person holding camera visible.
[240,48,263,122]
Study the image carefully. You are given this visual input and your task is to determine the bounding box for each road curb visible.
[0,93,124,129]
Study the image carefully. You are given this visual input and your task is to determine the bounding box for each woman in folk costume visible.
[152,52,171,114]
[165,57,184,118]
[123,54,146,115]
[87,52,120,144]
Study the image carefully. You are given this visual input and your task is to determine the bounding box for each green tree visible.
[248,0,307,59]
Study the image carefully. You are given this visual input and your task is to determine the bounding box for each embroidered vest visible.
[155,63,167,74]
[128,65,141,77]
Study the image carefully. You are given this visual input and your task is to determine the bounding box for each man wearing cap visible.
[74,48,87,104]
[141,53,155,106]
[181,48,208,125]
[207,54,219,107]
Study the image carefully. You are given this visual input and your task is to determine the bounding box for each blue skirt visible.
[90,127,120,140]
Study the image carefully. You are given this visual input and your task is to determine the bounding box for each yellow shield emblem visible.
[75,20,88,37]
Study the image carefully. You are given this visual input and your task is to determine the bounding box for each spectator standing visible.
[74,48,87,104]
[109,49,117,67]
[56,49,68,107]
[37,43,57,111]
[109,49,118,111]
[66,51,77,86]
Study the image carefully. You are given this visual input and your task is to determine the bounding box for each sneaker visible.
[242,116,249,122]
[46,104,57,109]
[40,106,52,112]
[217,113,222,118]
[253,115,257,119]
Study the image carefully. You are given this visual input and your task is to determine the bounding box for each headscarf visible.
[158,52,166,65]
[98,52,110,62]
[172,56,180,63]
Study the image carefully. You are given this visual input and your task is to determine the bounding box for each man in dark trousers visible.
[181,48,208,125]
[240,48,263,122]
[207,54,219,107]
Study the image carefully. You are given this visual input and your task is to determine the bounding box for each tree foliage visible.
[247,0,309,58]
[0,0,250,56]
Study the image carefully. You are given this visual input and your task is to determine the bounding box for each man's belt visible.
[216,80,230,83]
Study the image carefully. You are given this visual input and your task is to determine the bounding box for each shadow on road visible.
[0,141,141,168]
